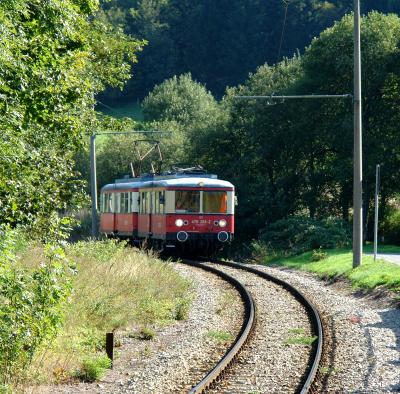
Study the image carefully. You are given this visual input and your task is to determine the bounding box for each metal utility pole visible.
[353,0,363,267]
[90,130,169,238]
[90,134,97,238]
[374,164,380,261]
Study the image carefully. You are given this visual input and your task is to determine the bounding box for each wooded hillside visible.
[100,0,400,99]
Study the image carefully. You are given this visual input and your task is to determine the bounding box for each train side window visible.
[109,194,114,213]
[130,192,135,212]
[115,193,120,213]
[155,191,160,214]
[119,193,123,213]
[140,192,144,214]
[104,194,108,213]
[146,192,151,214]
[160,191,165,214]
[122,192,129,213]
[141,192,146,214]
[175,190,200,213]
[127,192,131,213]
[203,191,227,214]
[107,194,110,213]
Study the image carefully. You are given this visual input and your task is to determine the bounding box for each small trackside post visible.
[106,332,114,367]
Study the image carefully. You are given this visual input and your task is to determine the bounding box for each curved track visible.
[183,259,323,394]
[180,260,256,393]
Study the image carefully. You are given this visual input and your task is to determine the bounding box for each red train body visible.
[99,171,235,253]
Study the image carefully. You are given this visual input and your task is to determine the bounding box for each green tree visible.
[0,0,144,235]
[301,11,400,235]
[142,73,219,127]
[193,12,400,240]
[100,0,400,99]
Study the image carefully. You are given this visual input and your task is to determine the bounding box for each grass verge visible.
[206,330,234,344]
[262,246,400,293]
[20,240,192,385]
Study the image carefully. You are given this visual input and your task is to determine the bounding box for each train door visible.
[138,191,151,237]
[152,190,166,239]
[131,190,139,236]
[115,191,134,235]
[100,192,116,234]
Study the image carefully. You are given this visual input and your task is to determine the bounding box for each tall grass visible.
[22,240,192,385]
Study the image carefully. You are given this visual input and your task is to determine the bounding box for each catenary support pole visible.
[374,164,380,261]
[353,0,363,267]
[90,134,98,238]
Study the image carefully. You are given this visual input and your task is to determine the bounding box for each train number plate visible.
[191,219,212,225]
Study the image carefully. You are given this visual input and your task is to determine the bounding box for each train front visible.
[164,178,235,253]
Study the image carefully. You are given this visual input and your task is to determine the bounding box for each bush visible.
[74,355,111,382]
[137,327,156,340]
[0,226,72,387]
[311,248,328,262]
[381,209,400,246]
[175,297,191,321]
[259,216,351,254]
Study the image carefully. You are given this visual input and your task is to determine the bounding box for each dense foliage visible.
[0,0,143,235]
[141,12,400,243]
[0,227,73,388]
[0,0,143,388]
[259,216,351,254]
[101,0,400,99]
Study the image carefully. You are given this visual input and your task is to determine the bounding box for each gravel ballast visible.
[253,264,400,393]
[34,260,400,394]
[36,263,244,394]
[203,263,314,394]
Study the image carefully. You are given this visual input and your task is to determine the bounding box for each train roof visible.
[140,177,234,189]
[100,175,234,192]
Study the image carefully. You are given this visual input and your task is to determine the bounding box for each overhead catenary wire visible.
[97,100,122,116]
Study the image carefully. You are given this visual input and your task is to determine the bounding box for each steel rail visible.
[208,259,324,394]
[180,260,256,394]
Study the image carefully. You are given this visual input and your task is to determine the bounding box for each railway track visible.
[182,259,323,394]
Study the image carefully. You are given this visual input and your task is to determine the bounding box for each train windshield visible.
[203,191,227,214]
[175,190,200,213]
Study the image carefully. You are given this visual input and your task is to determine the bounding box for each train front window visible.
[203,191,227,213]
[175,191,200,213]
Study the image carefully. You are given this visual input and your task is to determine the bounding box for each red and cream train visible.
[99,169,235,252]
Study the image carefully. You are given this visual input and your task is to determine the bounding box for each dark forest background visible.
[100,0,400,101]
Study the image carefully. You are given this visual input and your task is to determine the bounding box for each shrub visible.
[174,297,191,320]
[74,355,111,382]
[0,226,72,387]
[311,249,328,261]
[137,327,156,340]
[381,209,400,246]
[259,216,351,254]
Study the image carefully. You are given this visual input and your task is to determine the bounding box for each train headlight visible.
[175,219,184,227]
[218,219,227,227]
